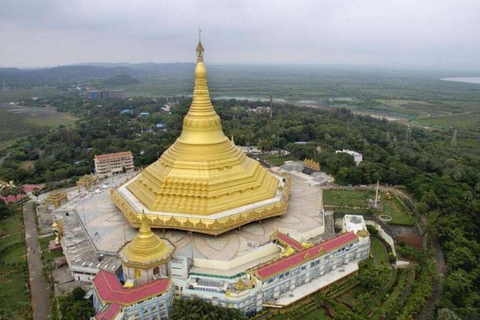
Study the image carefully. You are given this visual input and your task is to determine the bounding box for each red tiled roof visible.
[93,270,170,306]
[95,151,133,161]
[277,233,304,251]
[0,194,28,203]
[255,232,358,280]
[95,303,122,320]
[22,184,44,193]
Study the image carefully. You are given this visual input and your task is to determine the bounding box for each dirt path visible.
[417,219,445,320]
[24,200,51,320]
[0,152,10,165]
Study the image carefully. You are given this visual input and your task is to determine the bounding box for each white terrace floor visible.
[55,170,327,267]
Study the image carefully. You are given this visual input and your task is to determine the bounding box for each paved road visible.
[24,200,51,320]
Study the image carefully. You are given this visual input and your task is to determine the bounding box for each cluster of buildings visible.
[90,215,369,319]
[87,90,124,100]
[47,41,371,320]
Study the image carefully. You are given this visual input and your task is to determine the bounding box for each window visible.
[135,269,141,278]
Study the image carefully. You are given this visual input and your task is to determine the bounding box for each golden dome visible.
[126,41,279,216]
[358,229,369,238]
[120,215,172,267]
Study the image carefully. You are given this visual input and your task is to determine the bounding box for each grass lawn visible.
[261,155,294,166]
[39,234,64,261]
[415,112,480,129]
[381,196,412,225]
[323,189,412,225]
[0,86,61,102]
[323,189,375,208]
[0,272,30,319]
[0,212,30,319]
[0,214,24,251]
[370,236,389,265]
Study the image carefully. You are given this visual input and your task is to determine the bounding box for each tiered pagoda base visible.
[111,172,291,236]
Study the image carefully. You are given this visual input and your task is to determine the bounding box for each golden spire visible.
[121,214,172,266]
[124,39,281,220]
[196,28,204,62]
[176,37,226,145]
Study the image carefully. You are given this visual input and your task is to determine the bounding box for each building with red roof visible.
[92,270,173,320]
[91,214,175,319]
[94,151,134,177]
[182,227,370,314]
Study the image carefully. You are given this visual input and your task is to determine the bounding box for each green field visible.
[39,234,64,261]
[0,213,30,319]
[0,87,61,102]
[415,112,480,129]
[323,189,375,208]
[261,155,294,166]
[0,104,77,150]
[370,236,389,265]
[323,189,412,225]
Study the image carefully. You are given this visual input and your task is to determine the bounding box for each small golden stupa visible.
[76,174,98,191]
[119,215,173,285]
[112,39,290,235]
[44,190,68,208]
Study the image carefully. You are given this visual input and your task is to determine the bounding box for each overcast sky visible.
[0,0,479,69]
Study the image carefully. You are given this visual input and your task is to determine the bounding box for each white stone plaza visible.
[50,168,328,277]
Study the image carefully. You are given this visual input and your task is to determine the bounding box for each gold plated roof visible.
[127,41,279,215]
[121,215,172,266]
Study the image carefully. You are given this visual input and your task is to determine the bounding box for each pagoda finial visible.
[139,213,151,234]
[196,28,204,62]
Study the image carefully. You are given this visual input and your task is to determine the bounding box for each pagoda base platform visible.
[111,172,291,236]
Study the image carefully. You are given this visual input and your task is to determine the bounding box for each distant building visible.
[156,123,166,130]
[120,109,133,115]
[161,104,171,112]
[335,149,363,165]
[94,151,134,177]
[139,112,150,117]
[248,106,271,114]
[87,90,124,100]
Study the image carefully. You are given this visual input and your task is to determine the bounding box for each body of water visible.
[441,77,480,84]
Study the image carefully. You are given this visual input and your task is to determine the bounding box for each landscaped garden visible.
[257,234,420,320]
[323,189,412,225]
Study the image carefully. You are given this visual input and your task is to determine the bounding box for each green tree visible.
[58,287,94,320]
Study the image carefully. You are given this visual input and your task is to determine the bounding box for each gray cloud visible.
[0,0,479,68]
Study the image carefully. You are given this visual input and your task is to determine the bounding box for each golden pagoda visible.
[119,215,174,285]
[76,174,98,191]
[44,190,68,208]
[111,39,290,235]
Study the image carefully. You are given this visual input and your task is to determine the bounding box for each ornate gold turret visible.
[119,214,174,285]
[303,158,320,172]
[125,41,280,216]
[120,215,173,268]
[44,190,68,208]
